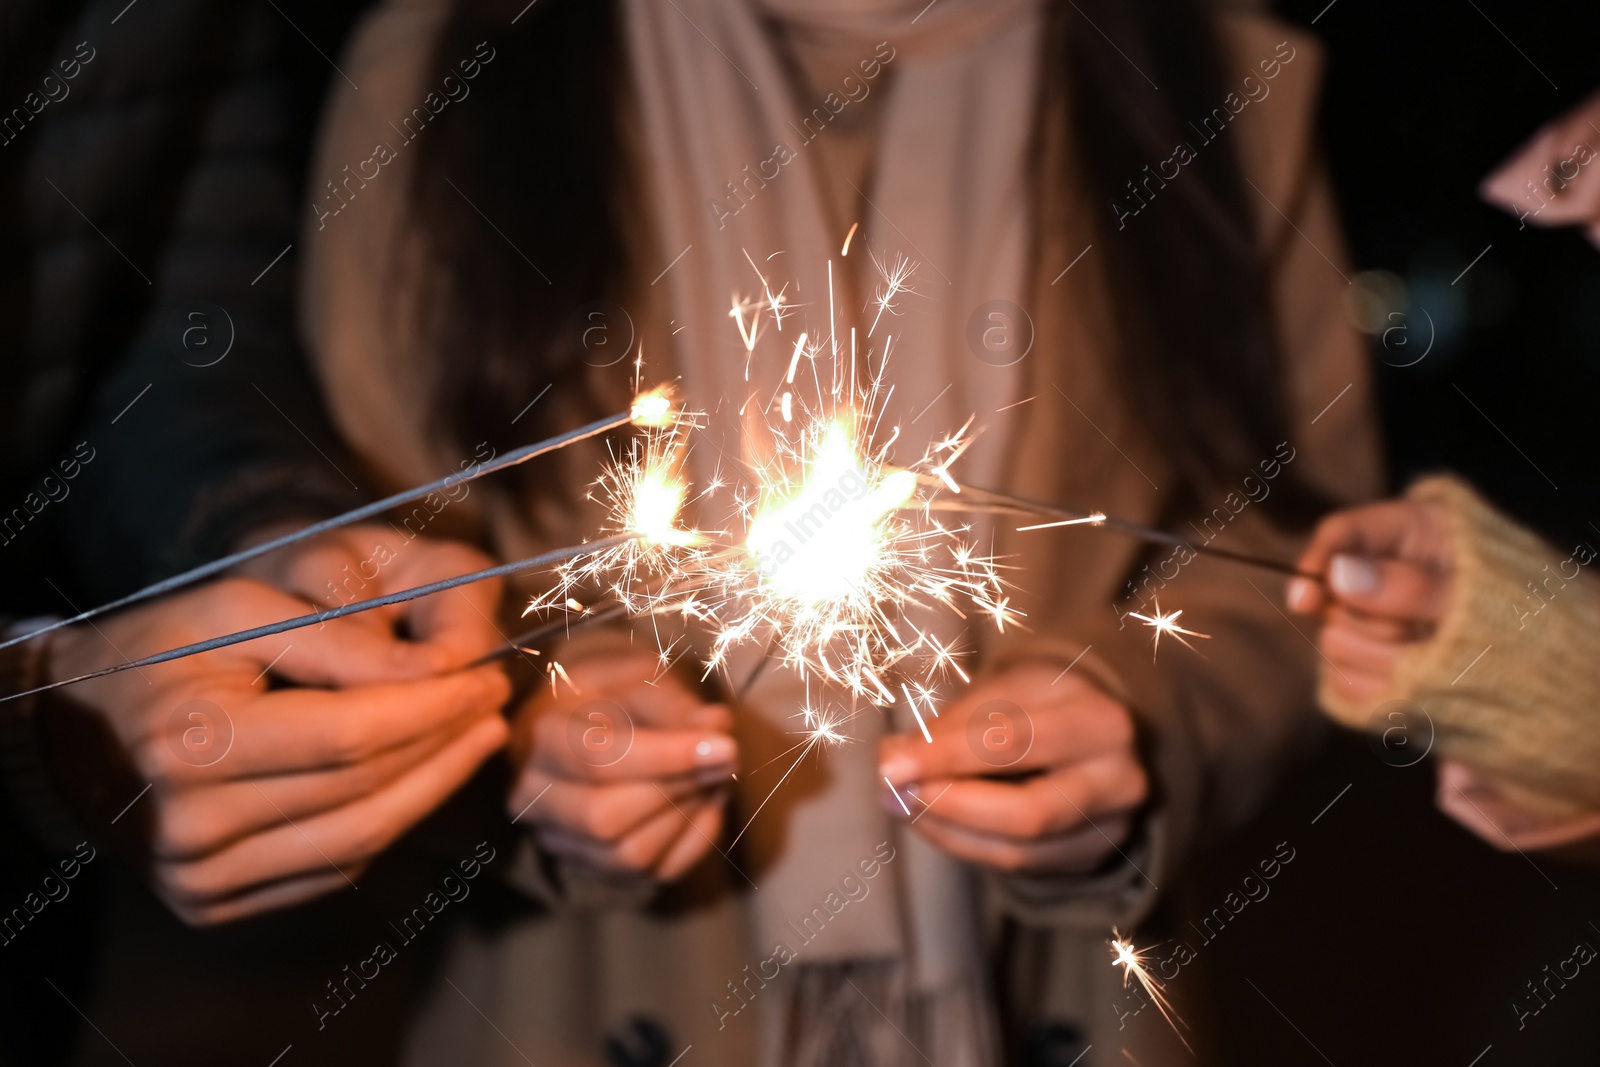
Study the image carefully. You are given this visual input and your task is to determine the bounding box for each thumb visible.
[1325,553,1451,624]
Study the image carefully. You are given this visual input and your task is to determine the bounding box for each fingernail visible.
[1286,577,1314,612]
[695,765,733,787]
[879,755,917,785]
[694,736,736,766]
[1330,554,1379,596]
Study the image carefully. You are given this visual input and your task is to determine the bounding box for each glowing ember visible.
[627,459,700,549]
[1110,932,1191,1051]
[1127,598,1210,660]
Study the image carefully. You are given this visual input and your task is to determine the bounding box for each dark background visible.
[1179,2,1600,1064]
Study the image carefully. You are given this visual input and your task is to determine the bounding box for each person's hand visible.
[878,664,1146,874]
[1480,86,1600,248]
[508,649,736,882]
[234,521,505,672]
[42,533,511,926]
[1285,499,1454,704]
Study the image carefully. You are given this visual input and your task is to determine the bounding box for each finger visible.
[1322,553,1451,624]
[1480,107,1600,226]
[656,796,727,881]
[152,718,489,859]
[889,757,1146,841]
[880,686,1132,786]
[536,802,690,876]
[391,543,507,671]
[1285,575,1326,614]
[1324,605,1421,645]
[543,651,722,730]
[513,771,706,842]
[1320,625,1403,704]
[209,667,509,779]
[158,715,507,903]
[531,714,735,782]
[908,810,1131,874]
[159,868,357,927]
[71,578,428,691]
[1296,501,1427,569]
[240,530,502,674]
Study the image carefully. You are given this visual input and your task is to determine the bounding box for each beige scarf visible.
[623,1,1043,1063]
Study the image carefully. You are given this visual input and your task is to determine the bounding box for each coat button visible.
[1024,1021,1089,1067]
[605,1014,673,1067]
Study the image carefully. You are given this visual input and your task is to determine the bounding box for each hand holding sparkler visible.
[1285,496,1453,705]
[509,647,737,882]
[40,572,511,926]
[878,663,1147,874]
[233,522,510,669]
[0,388,678,657]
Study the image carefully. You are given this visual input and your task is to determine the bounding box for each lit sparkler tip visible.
[1109,931,1192,1050]
[1126,598,1211,659]
[802,705,851,747]
[626,462,701,548]
[630,387,675,427]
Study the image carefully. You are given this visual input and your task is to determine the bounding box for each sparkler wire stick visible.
[2,536,636,704]
[0,405,662,654]
[951,483,1322,582]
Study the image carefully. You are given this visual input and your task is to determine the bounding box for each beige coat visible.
[298,3,1381,1064]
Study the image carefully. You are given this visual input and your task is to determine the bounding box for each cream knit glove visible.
[1321,477,1600,819]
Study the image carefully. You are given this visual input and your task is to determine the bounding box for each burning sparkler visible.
[2,537,636,703]
[1110,932,1192,1051]
[0,388,682,656]
[524,247,1016,722]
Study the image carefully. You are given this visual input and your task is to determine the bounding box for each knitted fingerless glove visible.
[1321,476,1600,818]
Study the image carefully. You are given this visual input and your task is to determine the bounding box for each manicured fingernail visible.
[1330,554,1379,596]
[1286,577,1314,612]
[879,755,917,785]
[696,765,733,787]
[695,736,736,765]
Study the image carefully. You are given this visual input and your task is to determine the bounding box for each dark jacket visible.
[0,3,373,1063]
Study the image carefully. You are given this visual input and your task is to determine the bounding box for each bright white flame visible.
[746,418,917,604]
[628,462,700,548]
[630,388,673,427]
[1127,598,1210,659]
